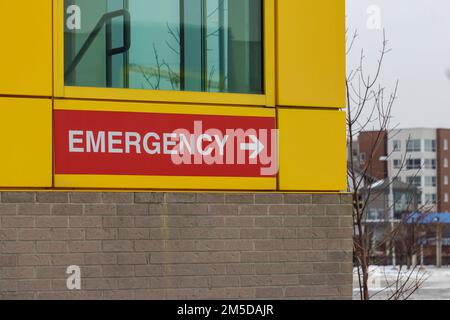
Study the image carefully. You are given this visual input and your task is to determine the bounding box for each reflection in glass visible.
[64,0,263,94]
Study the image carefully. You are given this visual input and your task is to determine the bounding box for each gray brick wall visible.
[0,192,353,300]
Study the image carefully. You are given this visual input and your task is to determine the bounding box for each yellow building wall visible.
[0,97,53,187]
[278,108,347,192]
[0,1,53,97]
[0,0,347,192]
[276,0,346,108]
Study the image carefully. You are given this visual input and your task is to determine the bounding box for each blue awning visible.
[404,212,450,224]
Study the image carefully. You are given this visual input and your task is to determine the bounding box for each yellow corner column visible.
[276,1,347,191]
[0,1,53,97]
[0,97,53,187]
[276,0,346,108]
[278,108,347,191]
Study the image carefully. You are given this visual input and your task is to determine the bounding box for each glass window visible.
[406,139,421,152]
[394,192,417,218]
[445,158,449,168]
[406,176,421,187]
[425,194,437,205]
[359,153,366,163]
[445,139,449,151]
[367,209,381,221]
[64,0,263,94]
[445,193,449,203]
[424,159,437,169]
[445,176,449,186]
[406,158,421,170]
[393,159,401,169]
[424,139,436,152]
[425,176,437,187]
[392,140,401,152]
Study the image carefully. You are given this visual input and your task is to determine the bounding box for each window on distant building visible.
[445,158,449,168]
[406,139,421,152]
[367,209,381,221]
[425,139,437,152]
[425,194,437,205]
[406,176,422,187]
[417,194,422,205]
[393,140,401,152]
[64,0,264,94]
[406,158,422,170]
[393,159,402,169]
[424,159,437,169]
[359,153,366,163]
[445,193,449,203]
[445,176,449,185]
[425,176,437,187]
[445,139,449,151]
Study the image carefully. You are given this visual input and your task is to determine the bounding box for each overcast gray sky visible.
[346,0,450,128]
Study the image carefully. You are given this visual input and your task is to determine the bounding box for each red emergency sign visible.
[54,110,277,178]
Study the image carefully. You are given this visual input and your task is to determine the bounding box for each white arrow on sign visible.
[240,135,265,159]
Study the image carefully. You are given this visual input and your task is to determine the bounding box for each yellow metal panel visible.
[53,0,275,107]
[54,0,64,98]
[0,1,53,96]
[62,87,268,107]
[263,0,276,107]
[55,175,276,191]
[54,99,275,117]
[277,0,345,108]
[278,108,347,191]
[0,97,53,187]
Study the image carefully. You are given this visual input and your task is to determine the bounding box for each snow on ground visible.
[353,265,450,300]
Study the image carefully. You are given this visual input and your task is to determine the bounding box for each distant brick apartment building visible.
[356,128,450,213]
